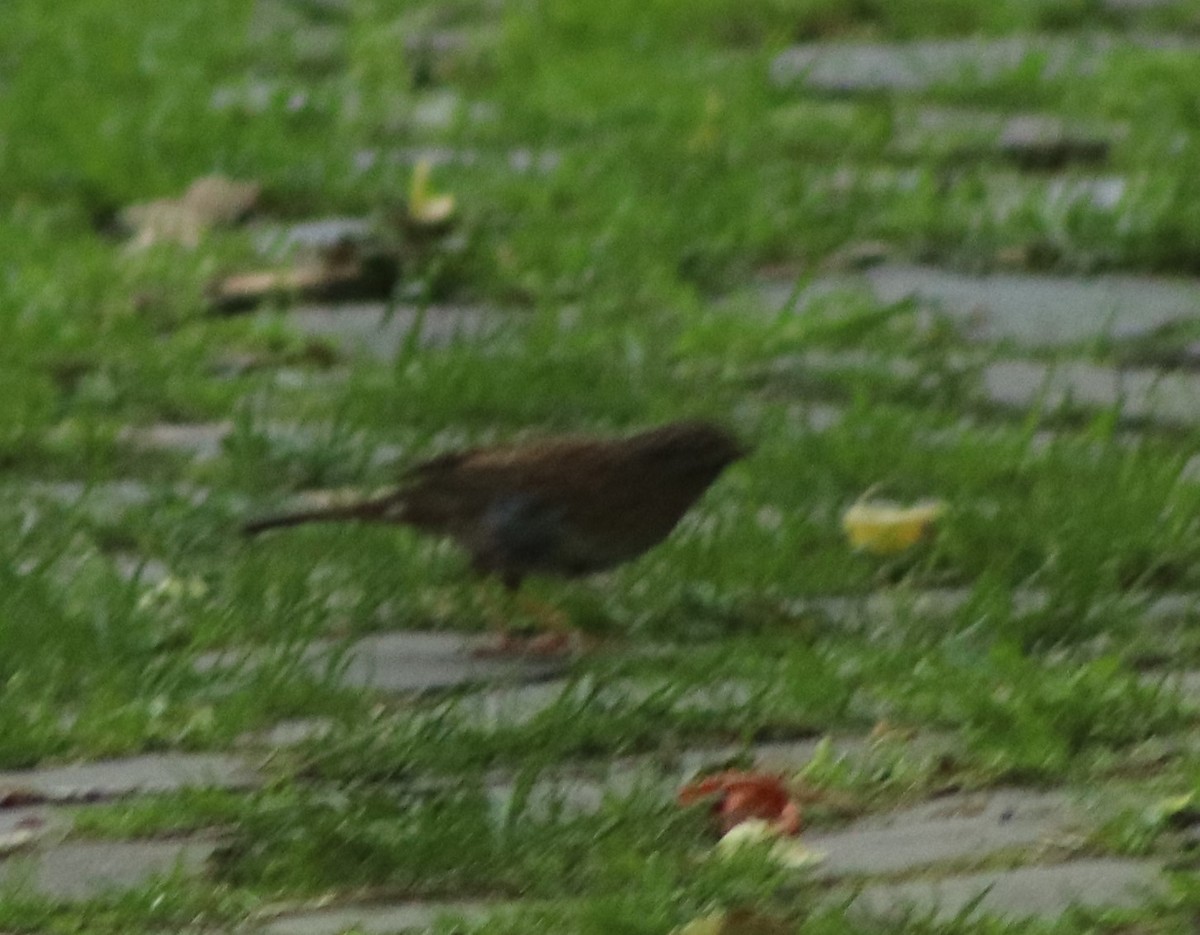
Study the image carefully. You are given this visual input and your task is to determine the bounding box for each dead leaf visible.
[207,249,398,313]
[678,770,801,836]
[121,175,259,250]
[180,176,260,226]
[0,787,44,808]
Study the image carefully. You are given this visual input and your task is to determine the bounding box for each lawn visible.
[2,0,1200,931]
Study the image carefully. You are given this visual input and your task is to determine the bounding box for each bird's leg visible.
[513,590,575,655]
[471,574,576,657]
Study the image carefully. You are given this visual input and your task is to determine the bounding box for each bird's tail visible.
[242,494,399,537]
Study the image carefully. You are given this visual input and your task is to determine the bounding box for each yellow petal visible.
[842,499,945,555]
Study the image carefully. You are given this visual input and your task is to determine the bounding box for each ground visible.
[2,0,1200,931]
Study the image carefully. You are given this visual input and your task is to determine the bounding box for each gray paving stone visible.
[110,554,172,585]
[120,422,233,461]
[121,419,406,467]
[1041,174,1128,213]
[892,108,1113,167]
[27,479,153,514]
[275,302,498,359]
[867,265,1200,346]
[197,631,569,695]
[996,114,1112,167]
[0,839,217,900]
[0,753,258,802]
[798,163,1130,233]
[456,675,763,734]
[338,631,569,693]
[1160,669,1200,704]
[409,89,498,131]
[350,145,561,176]
[808,788,1073,878]
[771,37,1111,94]
[258,899,494,935]
[771,35,1194,95]
[254,217,374,256]
[981,359,1200,424]
[243,717,336,748]
[852,858,1164,921]
[765,264,1200,348]
[795,588,1200,633]
[20,480,219,529]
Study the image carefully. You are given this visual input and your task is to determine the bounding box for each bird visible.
[243,420,747,647]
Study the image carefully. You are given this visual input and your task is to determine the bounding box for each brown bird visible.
[243,420,747,642]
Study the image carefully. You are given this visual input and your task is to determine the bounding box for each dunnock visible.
[244,420,746,642]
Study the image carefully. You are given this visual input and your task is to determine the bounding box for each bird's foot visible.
[470,629,579,657]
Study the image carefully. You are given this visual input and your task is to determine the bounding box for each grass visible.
[5,0,1200,930]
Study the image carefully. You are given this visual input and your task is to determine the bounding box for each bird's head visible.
[631,420,749,478]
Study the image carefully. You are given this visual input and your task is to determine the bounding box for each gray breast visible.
[476,493,567,572]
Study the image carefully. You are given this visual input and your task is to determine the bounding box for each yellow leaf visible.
[120,175,259,250]
[408,158,456,226]
[842,499,945,555]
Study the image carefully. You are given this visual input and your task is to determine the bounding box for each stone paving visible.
[0,839,219,901]
[889,108,1116,168]
[762,265,1200,349]
[2,619,1192,923]
[852,858,1165,922]
[272,302,499,360]
[758,261,1200,427]
[259,900,495,935]
[981,359,1200,426]
[0,753,259,801]
[770,34,1196,95]
[11,11,1200,932]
